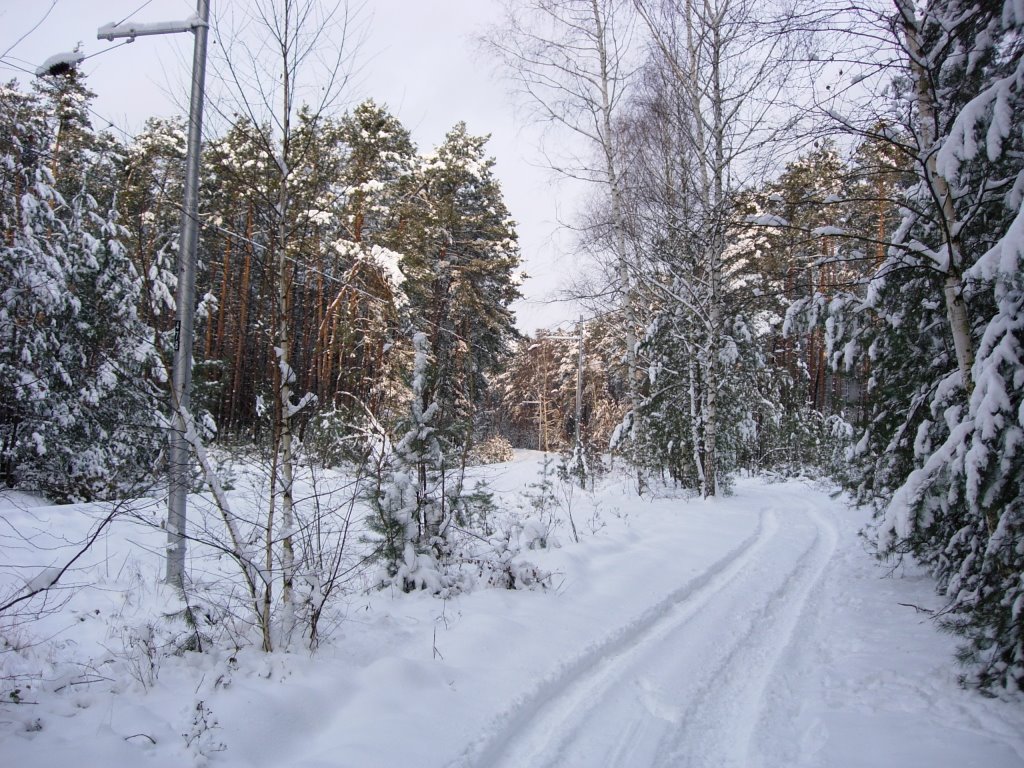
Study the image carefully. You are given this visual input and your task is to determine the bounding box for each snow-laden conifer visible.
[807,0,1024,688]
[1,81,159,501]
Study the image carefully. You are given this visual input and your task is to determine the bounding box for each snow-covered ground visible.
[2,453,1022,767]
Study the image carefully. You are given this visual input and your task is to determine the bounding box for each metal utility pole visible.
[531,324,587,466]
[99,1,211,589]
[574,317,585,453]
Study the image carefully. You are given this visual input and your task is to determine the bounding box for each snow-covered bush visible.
[366,333,460,592]
[822,0,1024,690]
[468,435,515,465]
[0,82,161,503]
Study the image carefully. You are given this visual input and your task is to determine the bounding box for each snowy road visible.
[6,471,1023,768]
[462,487,837,768]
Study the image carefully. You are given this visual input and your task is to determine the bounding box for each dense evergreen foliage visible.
[1,79,159,502]
[792,0,1023,688]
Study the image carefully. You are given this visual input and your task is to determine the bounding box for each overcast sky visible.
[1,0,585,334]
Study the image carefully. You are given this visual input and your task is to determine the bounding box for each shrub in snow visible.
[560,435,606,493]
[475,530,550,589]
[184,700,226,763]
[366,332,460,592]
[467,435,515,465]
[520,516,556,550]
[367,336,551,594]
[441,524,550,592]
[301,406,378,468]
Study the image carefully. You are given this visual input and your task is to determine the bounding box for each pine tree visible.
[368,332,453,591]
[119,118,187,369]
[365,125,523,591]
[816,0,1024,688]
[195,116,277,434]
[311,100,416,425]
[400,124,522,458]
[496,320,625,456]
[0,79,159,501]
[746,145,880,472]
[874,0,1024,689]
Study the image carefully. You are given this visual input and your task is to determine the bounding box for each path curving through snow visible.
[5,471,1022,768]
[459,487,837,768]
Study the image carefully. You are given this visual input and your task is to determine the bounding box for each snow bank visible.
[1,465,1021,767]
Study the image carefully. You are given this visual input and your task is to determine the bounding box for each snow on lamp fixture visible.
[34,50,85,77]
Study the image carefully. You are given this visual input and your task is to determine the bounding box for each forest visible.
[1,0,1022,700]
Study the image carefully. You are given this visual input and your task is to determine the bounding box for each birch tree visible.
[206,0,362,649]
[485,0,646,488]
[627,0,807,495]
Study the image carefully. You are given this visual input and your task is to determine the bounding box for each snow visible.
[746,214,790,227]
[34,51,85,77]
[22,567,62,593]
[2,460,1022,767]
[969,203,1024,283]
[283,391,316,419]
[366,244,407,292]
[97,15,205,41]
[811,226,847,237]
[936,58,1024,179]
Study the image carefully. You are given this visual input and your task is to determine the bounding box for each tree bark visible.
[896,0,975,394]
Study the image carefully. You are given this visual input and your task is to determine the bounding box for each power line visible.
[79,40,136,66]
[1,34,136,80]
[0,0,58,62]
[0,54,40,79]
[113,0,158,29]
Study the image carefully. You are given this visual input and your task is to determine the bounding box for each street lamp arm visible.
[41,0,212,592]
[97,14,207,42]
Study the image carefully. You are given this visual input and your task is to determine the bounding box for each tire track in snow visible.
[659,496,838,768]
[454,494,837,768]
[450,505,776,768]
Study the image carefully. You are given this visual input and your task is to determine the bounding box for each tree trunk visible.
[591,0,643,492]
[229,208,253,431]
[276,45,297,646]
[897,0,975,394]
